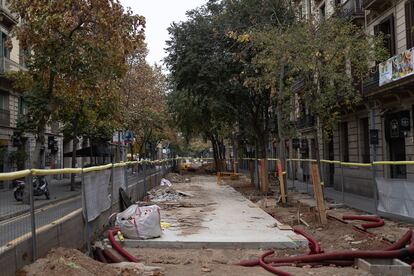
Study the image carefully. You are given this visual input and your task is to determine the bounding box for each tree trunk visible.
[70,115,80,191]
[210,135,220,172]
[32,129,46,169]
[70,137,78,191]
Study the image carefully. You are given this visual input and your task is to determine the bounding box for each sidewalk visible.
[125,175,307,249]
[287,179,376,213]
[0,177,81,221]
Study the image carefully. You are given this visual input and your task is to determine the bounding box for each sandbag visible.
[115,204,162,239]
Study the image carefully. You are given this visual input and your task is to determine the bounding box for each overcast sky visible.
[120,0,207,66]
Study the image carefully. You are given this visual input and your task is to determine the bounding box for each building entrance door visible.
[389,137,406,179]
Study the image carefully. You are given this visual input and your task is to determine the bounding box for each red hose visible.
[328,214,392,246]
[342,215,384,229]
[93,247,108,263]
[293,227,323,254]
[102,248,124,263]
[386,230,413,251]
[108,229,139,263]
[239,230,414,267]
[259,251,293,276]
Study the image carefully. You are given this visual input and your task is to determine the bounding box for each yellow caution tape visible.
[373,161,414,165]
[0,169,31,181]
[82,164,113,173]
[340,162,372,167]
[32,168,82,176]
[320,160,341,165]
[113,162,127,168]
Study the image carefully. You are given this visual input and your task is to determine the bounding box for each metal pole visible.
[124,164,128,194]
[110,164,114,214]
[339,125,345,204]
[143,162,147,196]
[371,109,378,214]
[291,160,295,190]
[341,163,345,204]
[28,172,37,261]
[306,161,309,194]
[81,168,91,255]
[255,159,260,190]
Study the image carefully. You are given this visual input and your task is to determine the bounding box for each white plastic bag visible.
[116,204,162,239]
[160,178,172,187]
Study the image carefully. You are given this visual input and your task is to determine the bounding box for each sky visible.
[120,0,207,66]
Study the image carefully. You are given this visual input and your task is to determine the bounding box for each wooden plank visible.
[310,163,327,224]
[278,161,287,204]
[260,159,269,192]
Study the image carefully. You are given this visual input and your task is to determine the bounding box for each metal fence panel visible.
[83,169,111,222]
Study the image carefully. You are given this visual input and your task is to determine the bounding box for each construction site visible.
[1,158,411,276]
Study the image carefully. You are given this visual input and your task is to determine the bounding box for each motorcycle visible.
[13,176,50,202]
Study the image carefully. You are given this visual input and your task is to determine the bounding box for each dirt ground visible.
[19,173,414,276]
[128,247,368,276]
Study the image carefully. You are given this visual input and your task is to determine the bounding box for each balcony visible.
[339,0,364,22]
[363,47,414,97]
[0,0,18,29]
[0,57,25,74]
[297,115,316,130]
[362,0,392,11]
[0,108,10,127]
[362,67,379,95]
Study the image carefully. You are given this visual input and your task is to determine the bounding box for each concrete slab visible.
[124,176,307,249]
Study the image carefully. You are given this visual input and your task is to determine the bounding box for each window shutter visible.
[389,14,396,55]
[406,0,414,49]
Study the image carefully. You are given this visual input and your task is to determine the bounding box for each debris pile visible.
[148,186,182,203]
[164,173,186,183]
[17,247,164,276]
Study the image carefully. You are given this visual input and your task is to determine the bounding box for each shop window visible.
[360,118,370,163]
[340,122,349,162]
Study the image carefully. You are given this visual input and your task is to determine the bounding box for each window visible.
[320,3,326,19]
[340,122,349,162]
[405,0,414,49]
[335,0,342,6]
[359,118,370,163]
[18,97,26,115]
[0,92,9,110]
[0,32,10,59]
[374,15,396,58]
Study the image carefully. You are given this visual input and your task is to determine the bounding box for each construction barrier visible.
[0,157,176,276]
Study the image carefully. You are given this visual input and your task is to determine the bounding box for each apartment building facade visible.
[289,0,414,199]
[0,1,64,186]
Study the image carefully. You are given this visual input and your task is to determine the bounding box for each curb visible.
[0,193,81,222]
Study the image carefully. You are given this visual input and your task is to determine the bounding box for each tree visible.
[252,16,387,166]
[121,49,171,160]
[9,0,145,189]
[165,1,236,171]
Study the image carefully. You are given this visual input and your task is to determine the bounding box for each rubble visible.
[148,186,182,202]
[164,173,186,183]
[17,248,137,276]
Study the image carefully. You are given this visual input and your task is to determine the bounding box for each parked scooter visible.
[13,176,50,201]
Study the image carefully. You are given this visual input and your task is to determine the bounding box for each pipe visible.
[102,248,124,263]
[342,215,384,229]
[93,247,108,263]
[293,227,323,254]
[328,214,392,246]
[239,230,414,267]
[259,251,293,276]
[108,228,139,263]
